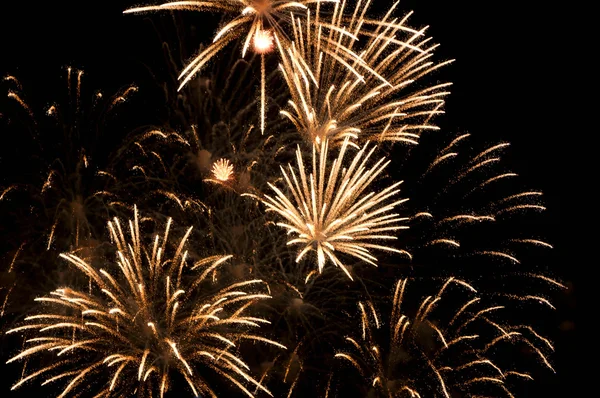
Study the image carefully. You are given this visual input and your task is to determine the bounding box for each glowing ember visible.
[253,30,274,54]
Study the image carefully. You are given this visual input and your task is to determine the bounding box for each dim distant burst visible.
[0,69,138,254]
[255,137,410,280]
[6,208,285,397]
[333,277,557,397]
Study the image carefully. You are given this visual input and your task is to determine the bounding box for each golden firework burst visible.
[6,208,285,397]
[124,0,337,133]
[211,158,235,181]
[123,1,401,134]
[253,137,411,280]
[334,277,557,397]
[278,0,452,146]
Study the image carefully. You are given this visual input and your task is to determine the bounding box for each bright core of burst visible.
[253,30,274,54]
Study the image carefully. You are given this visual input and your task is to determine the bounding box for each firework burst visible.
[391,132,554,272]
[252,137,410,280]
[0,68,138,255]
[210,158,235,181]
[124,0,338,132]
[5,208,285,397]
[279,0,452,146]
[332,277,559,397]
[0,69,142,317]
[122,0,407,133]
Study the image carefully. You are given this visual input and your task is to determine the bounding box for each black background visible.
[0,0,574,396]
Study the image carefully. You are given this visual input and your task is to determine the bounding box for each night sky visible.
[1,1,573,396]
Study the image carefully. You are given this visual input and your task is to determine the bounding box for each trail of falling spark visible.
[261,53,266,134]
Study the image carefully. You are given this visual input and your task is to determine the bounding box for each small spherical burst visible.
[255,137,410,280]
[212,158,235,181]
[253,29,275,54]
[5,208,285,397]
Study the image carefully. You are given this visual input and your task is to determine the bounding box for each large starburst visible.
[279,0,452,147]
[6,208,285,397]
[255,137,410,279]
[124,0,340,132]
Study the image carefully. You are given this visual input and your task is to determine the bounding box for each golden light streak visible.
[439,214,495,224]
[497,204,546,215]
[0,185,15,201]
[499,191,543,203]
[526,273,566,289]
[428,238,460,247]
[510,239,553,249]
[505,371,533,380]
[518,326,555,351]
[477,251,520,264]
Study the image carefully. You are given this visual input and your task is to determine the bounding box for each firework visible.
[123,0,407,133]
[332,277,558,397]
[0,69,142,317]
[391,132,554,271]
[211,158,235,181]
[5,207,285,397]
[251,137,410,280]
[0,69,138,253]
[123,0,335,132]
[279,0,452,146]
